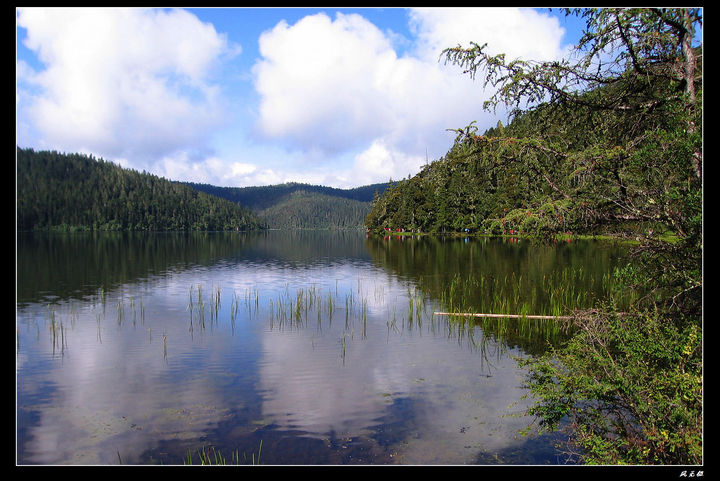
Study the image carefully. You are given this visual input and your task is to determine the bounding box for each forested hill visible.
[365,46,703,239]
[17,148,266,232]
[184,181,389,211]
[255,189,372,230]
[184,181,391,229]
[363,10,703,465]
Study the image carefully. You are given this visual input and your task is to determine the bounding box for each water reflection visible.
[257,293,538,464]
[17,232,625,465]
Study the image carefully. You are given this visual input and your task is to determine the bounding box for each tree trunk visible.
[680,10,702,180]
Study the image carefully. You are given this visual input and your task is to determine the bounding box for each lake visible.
[16,230,629,465]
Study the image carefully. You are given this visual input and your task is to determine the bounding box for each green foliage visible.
[185,181,389,211]
[519,310,702,464]
[368,8,702,242]
[17,148,266,232]
[257,190,371,229]
[187,180,390,230]
[367,7,702,464]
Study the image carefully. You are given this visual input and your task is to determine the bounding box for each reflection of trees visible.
[17,232,259,305]
[17,231,373,306]
[17,231,574,464]
[364,235,628,355]
[236,230,371,267]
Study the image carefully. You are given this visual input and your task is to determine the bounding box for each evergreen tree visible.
[367,8,702,464]
[17,148,266,232]
[451,8,702,464]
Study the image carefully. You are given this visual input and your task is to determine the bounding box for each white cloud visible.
[350,139,424,185]
[155,149,291,188]
[252,12,477,164]
[408,7,569,62]
[252,12,399,153]
[251,8,569,186]
[16,7,236,164]
[17,7,571,189]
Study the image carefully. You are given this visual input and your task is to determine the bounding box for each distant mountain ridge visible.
[183,181,390,211]
[15,146,392,232]
[183,181,392,229]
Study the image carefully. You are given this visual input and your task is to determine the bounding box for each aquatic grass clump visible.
[191,284,206,329]
[436,267,638,348]
[230,290,240,323]
[440,267,633,318]
[46,304,67,355]
[184,440,262,465]
[209,286,221,321]
[262,284,387,361]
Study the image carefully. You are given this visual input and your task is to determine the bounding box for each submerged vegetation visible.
[184,441,262,465]
[20,232,634,465]
[436,266,641,354]
[16,7,701,466]
[367,8,702,464]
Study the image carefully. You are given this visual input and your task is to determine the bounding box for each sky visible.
[16,7,588,189]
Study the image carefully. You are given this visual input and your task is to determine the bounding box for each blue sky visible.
[16,7,591,188]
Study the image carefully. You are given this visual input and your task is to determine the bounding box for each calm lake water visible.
[16,231,629,465]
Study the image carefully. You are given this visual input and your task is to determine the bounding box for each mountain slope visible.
[17,148,266,232]
[256,190,371,229]
[185,181,391,229]
[184,181,389,209]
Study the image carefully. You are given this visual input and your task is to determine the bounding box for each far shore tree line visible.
[16,7,701,465]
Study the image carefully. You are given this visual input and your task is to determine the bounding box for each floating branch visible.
[435,311,571,320]
[434,310,627,320]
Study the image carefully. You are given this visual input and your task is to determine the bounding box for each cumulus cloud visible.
[16,7,236,165]
[408,7,569,62]
[252,12,400,154]
[16,7,571,188]
[349,139,424,185]
[153,148,299,188]
[251,8,569,185]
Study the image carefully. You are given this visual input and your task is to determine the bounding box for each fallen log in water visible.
[434,312,572,320]
[434,310,628,320]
